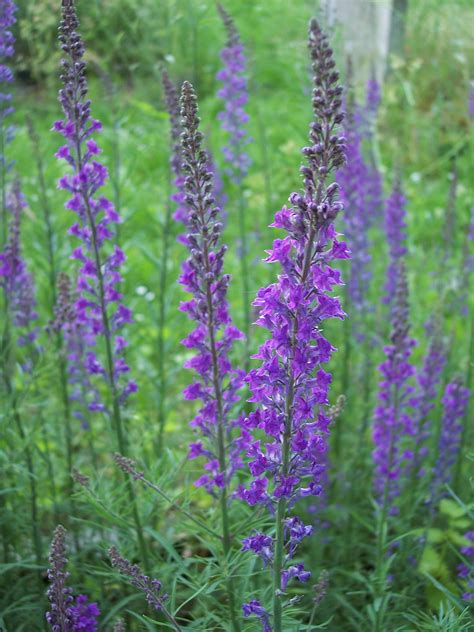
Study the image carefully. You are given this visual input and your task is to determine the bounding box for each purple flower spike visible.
[458,531,474,602]
[372,263,416,512]
[46,525,74,631]
[0,180,38,336]
[178,80,246,493]
[0,0,16,153]
[70,595,100,632]
[54,0,136,419]
[430,378,469,506]
[239,19,346,620]
[216,3,251,184]
[242,600,272,632]
[383,177,408,305]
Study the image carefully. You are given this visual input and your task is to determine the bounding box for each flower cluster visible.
[383,178,408,304]
[46,524,100,632]
[216,2,251,183]
[54,0,136,416]
[0,180,38,339]
[0,0,16,157]
[178,80,246,493]
[458,531,474,602]
[239,18,347,617]
[372,263,416,511]
[430,378,469,506]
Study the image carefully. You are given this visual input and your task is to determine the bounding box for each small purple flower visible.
[242,600,272,632]
[216,3,251,184]
[458,531,474,602]
[0,0,16,155]
[242,532,273,565]
[70,595,100,632]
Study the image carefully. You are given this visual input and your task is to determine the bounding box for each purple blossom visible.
[0,0,16,158]
[430,378,469,506]
[216,3,251,183]
[242,600,272,632]
[372,263,416,511]
[54,0,135,417]
[242,532,273,565]
[383,178,408,305]
[178,80,246,493]
[410,322,447,478]
[458,531,474,602]
[0,180,38,336]
[70,595,100,632]
[238,19,346,611]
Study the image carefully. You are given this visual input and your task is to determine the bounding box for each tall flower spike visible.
[54,0,136,422]
[46,525,74,631]
[239,19,347,632]
[0,180,38,339]
[383,176,407,305]
[430,378,469,507]
[0,0,16,199]
[216,2,251,183]
[179,80,244,632]
[179,80,245,493]
[372,262,416,512]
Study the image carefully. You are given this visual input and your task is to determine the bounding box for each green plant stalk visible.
[237,192,251,374]
[454,309,474,491]
[203,239,241,632]
[1,312,42,565]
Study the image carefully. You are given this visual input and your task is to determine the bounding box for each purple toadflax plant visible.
[178,79,246,632]
[238,19,347,631]
[458,530,474,602]
[46,524,100,632]
[216,3,253,365]
[383,176,407,305]
[54,0,148,569]
[372,262,416,513]
[109,547,181,630]
[429,378,469,508]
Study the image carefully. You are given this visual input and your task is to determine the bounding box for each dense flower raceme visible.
[383,177,408,305]
[0,0,16,159]
[54,0,136,414]
[372,263,416,512]
[0,180,38,339]
[216,2,251,183]
[46,525,100,632]
[51,273,102,426]
[430,378,469,506]
[178,80,246,493]
[409,321,447,479]
[458,531,474,602]
[238,18,347,621]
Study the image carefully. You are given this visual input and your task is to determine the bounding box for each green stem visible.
[237,192,251,374]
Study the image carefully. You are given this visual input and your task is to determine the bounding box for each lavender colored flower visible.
[458,530,474,602]
[46,525,74,631]
[242,600,272,632]
[238,20,346,627]
[178,80,246,494]
[0,0,16,166]
[54,0,136,419]
[372,263,416,511]
[430,378,469,506]
[338,113,371,318]
[109,547,167,611]
[70,595,100,632]
[216,3,251,183]
[410,322,447,478]
[113,620,126,632]
[51,273,102,428]
[383,177,408,304]
[0,180,38,336]
[46,526,101,632]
